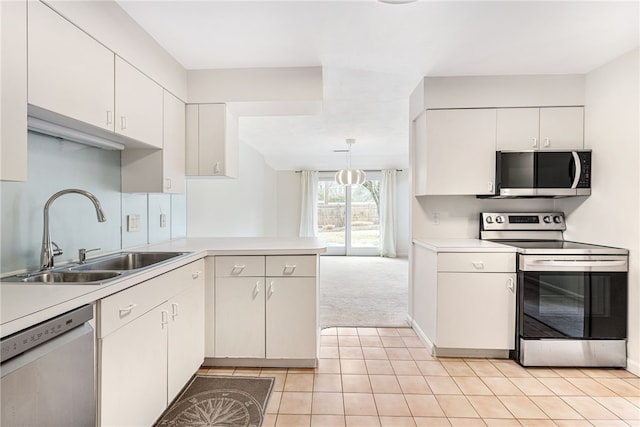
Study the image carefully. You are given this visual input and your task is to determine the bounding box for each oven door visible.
[518,255,628,340]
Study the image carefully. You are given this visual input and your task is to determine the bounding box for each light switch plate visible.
[160,213,167,228]
[127,214,140,232]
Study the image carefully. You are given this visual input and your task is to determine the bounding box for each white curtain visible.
[299,170,318,237]
[379,169,397,257]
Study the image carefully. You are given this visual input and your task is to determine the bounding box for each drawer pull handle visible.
[106,110,113,125]
[192,271,201,279]
[231,264,246,275]
[119,304,137,315]
[253,281,260,297]
[507,277,515,291]
[472,261,485,269]
[283,264,297,275]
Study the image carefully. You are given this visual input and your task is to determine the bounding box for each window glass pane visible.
[317,180,345,249]
[350,180,380,249]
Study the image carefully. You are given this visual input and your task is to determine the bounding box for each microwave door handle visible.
[570,151,582,189]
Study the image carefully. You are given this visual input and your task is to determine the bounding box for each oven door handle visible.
[524,259,628,272]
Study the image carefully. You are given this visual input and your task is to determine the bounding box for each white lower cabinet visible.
[215,277,266,358]
[98,260,205,427]
[413,244,516,358]
[168,277,205,402]
[100,303,168,427]
[213,255,318,364]
[265,277,317,359]
[436,272,516,350]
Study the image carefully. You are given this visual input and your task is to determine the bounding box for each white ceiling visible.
[116,0,639,171]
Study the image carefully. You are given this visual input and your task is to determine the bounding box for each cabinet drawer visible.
[266,255,316,277]
[99,260,204,337]
[215,256,265,277]
[438,252,515,273]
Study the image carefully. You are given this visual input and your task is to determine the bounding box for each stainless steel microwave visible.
[495,150,591,197]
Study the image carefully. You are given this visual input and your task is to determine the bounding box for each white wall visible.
[556,48,640,375]
[187,140,277,237]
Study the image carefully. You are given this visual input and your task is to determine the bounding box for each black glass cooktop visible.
[495,240,628,254]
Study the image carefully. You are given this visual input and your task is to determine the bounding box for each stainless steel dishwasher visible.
[1,304,96,426]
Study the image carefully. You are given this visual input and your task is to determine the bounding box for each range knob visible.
[485,216,494,224]
[495,215,505,224]
[553,215,563,224]
[543,215,552,224]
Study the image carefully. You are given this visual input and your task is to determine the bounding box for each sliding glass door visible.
[317,172,380,256]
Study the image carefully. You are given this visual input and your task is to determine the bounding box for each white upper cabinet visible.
[162,91,186,193]
[497,106,584,151]
[1,0,27,182]
[414,109,496,196]
[115,56,163,148]
[186,103,239,178]
[121,90,185,193]
[28,1,115,132]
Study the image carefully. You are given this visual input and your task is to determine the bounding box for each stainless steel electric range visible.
[480,212,629,368]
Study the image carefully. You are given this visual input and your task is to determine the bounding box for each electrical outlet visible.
[127,214,140,232]
[431,212,440,225]
[160,213,167,228]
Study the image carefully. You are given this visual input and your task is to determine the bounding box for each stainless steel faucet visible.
[41,189,106,270]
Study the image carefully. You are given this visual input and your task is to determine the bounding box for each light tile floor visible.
[197,327,640,427]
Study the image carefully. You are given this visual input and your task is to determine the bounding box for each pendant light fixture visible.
[335,138,367,186]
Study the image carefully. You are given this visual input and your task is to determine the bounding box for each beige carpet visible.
[319,256,409,328]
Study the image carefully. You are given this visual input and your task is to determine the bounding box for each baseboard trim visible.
[411,319,435,356]
[204,357,317,368]
[626,357,640,376]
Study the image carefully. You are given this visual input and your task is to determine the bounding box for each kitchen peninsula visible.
[1,237,325,426]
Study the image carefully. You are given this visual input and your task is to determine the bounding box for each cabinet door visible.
[215,277,265,357]
[496,108,540,150]
[436,273,516,350]
[168,274,205,402]
[1,0,27,182]
[539,107,584,150]
[187,103,239,178]
[115,56,163,147]
[163,91,186,193]
[100,303,168,427]
[198,103,226,176]
[413,112,428,195]
[28,1,114,131]
[424,109,496,195]
[266,277,317,359]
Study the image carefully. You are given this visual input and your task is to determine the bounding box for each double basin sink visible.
[2,252,188,285]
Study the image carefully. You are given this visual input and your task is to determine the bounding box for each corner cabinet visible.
[496,106,584,151]
[121,90,186,194]
[414,109,496,196]
[97,260,204,427]
[1,0,27,181]
[186,103,239,178]
[212,255,318,366]
[413,243,516,358]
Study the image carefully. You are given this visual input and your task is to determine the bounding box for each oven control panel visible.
[481,212,566,231]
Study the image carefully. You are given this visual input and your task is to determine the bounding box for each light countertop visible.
[1,237,326,338]
[413,238,518,253]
